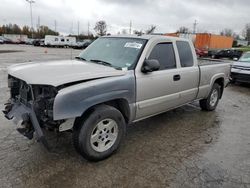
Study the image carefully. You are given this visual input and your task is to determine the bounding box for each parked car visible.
[208,49,220,58]
[213,49,243,60]
[195,48,208,57]
[40,39,45,47]
[3,35,230,161]
[0,39,3,44]
[25,39,34,45]
[33,39,44,46]
[230,51,250,83]
[72,40,93,49]
[81,40,92,48]
[33,39,41,46]
[72,41,84,49]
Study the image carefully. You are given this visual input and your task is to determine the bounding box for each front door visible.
[135,42,182,120]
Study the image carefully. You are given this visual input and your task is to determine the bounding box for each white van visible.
[44,35,76,47]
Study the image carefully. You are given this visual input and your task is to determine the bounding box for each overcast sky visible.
[0,0,249,35]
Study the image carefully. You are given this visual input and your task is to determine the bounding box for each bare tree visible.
[177,26,189,34]
[94,20,107,36]
[145,25,156,34]
[133,30,144,35]
[220,28,233,37]
[242,23,250,42]
[121,29,127,35]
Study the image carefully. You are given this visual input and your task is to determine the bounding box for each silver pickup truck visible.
[3,35,230,161]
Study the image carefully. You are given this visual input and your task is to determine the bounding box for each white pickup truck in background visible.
[3,35,230,161]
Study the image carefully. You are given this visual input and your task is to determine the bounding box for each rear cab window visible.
[176,41,194,67]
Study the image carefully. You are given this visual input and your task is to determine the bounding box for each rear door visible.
[175,41,200,104]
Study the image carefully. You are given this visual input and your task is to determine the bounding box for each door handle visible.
[173,74,181,81]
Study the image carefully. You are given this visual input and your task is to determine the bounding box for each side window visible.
[61,38,65,42]
[55,38,58,41]
[66,39,69,42]
[148,43,176,70]
[176,41,194,67]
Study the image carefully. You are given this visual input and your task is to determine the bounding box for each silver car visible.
[231,51,250,83]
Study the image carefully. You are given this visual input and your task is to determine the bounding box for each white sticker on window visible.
[122,67,128,71]
[124,42,142,49]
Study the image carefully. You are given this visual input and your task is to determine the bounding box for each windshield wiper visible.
[75,56,86,61]
[89,59,121,70]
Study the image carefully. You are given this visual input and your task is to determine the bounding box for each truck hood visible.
[8,60,126,87]
[232,61,250,70]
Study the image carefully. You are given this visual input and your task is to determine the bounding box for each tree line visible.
[0,24,59,38]
[1,21,250,42]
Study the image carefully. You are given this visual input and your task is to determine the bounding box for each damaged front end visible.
[3,75,63,150]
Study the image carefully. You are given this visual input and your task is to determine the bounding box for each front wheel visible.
[73,105,126,161]
[200,83,221,111]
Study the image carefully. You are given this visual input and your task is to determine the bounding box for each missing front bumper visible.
[3,102,50,150]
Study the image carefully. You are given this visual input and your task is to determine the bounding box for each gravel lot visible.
[0,44,250,188]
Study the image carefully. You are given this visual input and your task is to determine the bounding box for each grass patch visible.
[235,46,250,52]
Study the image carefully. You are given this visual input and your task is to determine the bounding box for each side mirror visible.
[141,59,160,73]
[233,57,238,61]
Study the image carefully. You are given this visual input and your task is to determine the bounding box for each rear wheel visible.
[200,83,221,111]
[72,105,126,161]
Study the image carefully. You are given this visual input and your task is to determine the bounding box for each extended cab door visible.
[135,39,199,120]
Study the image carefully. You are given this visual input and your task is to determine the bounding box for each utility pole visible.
[193,20,198,34]
[70,21,73,35]
[26,0,35,38]
[37,16,40,28]
[87,21,90,37]
[54,20,57,32]
[129,20,132,34]
[77,21,80,36]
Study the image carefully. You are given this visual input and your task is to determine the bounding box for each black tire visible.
[200,83,221,111]
[72,104,126,161]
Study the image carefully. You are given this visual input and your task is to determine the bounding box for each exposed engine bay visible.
[4,75,65,144]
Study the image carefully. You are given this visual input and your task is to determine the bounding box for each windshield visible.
[78,37,147,70]
[239,52,250,63]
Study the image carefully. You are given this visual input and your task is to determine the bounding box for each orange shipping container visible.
[195,33,233,50]
[164,33,179,37]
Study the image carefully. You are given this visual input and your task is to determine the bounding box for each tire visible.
[72,104,126,161]
[200,83,221,111]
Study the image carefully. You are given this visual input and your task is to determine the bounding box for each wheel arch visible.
[73,98,132,130]
[213,77,224,99]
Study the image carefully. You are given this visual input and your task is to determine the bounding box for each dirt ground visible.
[0,44,250,188]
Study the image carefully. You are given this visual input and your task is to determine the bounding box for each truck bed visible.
[198,58,232,66]
[196,58,231,100]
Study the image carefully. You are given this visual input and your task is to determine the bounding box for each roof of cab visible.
[103,34,188,42]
